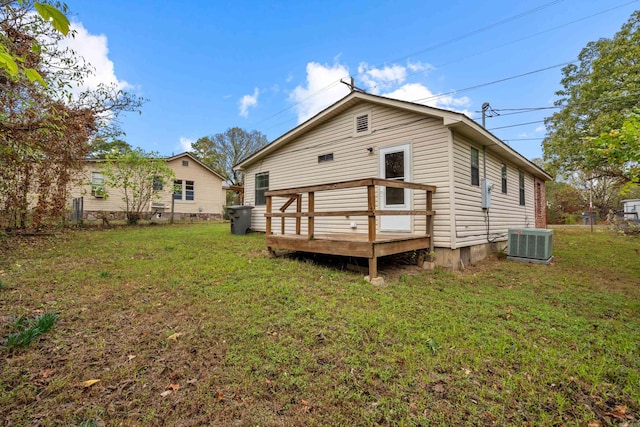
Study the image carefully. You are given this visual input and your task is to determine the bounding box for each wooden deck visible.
[264,178,436,279]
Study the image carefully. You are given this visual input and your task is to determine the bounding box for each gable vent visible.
[355,114,369,133]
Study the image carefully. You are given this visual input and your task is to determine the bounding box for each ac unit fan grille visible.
[508,228,553,263]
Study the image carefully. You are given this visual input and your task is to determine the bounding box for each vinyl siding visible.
[244,103,453,246]
[69,155,224,216]
[452,134,535,247]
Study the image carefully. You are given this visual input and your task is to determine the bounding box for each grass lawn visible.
[1,223,638,426]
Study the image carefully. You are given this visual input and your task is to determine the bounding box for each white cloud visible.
[289,59,469,124]
[358,62,407,94]
[289,61,350,124]
[407,61,433,73]
[59,21,130,93]
[382,83,471,113]
[179,137,195,152]
[535,125,545,133]
[239,88,259,117]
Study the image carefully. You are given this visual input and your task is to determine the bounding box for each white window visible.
[91,172,105,198]
[255,172,269,206]
[519,172,526,206]
[173,180,195,201]
[470,147,479,186]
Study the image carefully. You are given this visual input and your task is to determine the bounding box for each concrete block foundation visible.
[433,241,507,270]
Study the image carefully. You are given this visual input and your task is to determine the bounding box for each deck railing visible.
[264,177,436,245]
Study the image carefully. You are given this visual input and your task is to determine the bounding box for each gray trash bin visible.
[226,205,254,234]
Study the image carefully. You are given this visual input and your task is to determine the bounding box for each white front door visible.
[379,143,412,232]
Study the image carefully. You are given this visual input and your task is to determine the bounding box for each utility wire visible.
[371,0,638,92]
[257,0,638,134]
[253,0,570,127]
[471,91,640,120]
[410,62,574,104]
[488,120,545,130]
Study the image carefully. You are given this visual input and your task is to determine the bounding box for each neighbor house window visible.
[153,176,163,191]
[255,172,269,206]
[318,153,334,163]
[185,180,194,201]
[182,160,189,167]
[519,172,526,206]
[91,172,105,197]
[470,147,479,186]
[173,180,183,200]
[501,164,507,193]
[173,180,194,201]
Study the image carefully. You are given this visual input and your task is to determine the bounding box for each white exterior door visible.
[379,143,412,232]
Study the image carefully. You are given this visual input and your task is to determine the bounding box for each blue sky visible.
[61,0,638,161]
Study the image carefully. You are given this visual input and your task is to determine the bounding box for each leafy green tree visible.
[102,149,174,225]
[88,138,132,159]
[589,109,640,183]
[191,127,268,186]
[543,11,640,182]
[0,1,69,86]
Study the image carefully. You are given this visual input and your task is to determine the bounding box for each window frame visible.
[153,175,163,191]
[519,172,526,206]
[501,163,507,194]
[318,153,334,163]
[470,147,479,186]
[91,172,105,197]
[255,172,269,206]
[185,180,194,201]
[173,179,183,200]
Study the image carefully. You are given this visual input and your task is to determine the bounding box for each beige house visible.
[235,92,551,269]
[70,152,225,221]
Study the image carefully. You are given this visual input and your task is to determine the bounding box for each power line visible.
[255,1,638,134]
[370,0,567,69]
[471,91,640,120]
[410,61,574,104]
[252,0,571,128]
[488,120,545,130]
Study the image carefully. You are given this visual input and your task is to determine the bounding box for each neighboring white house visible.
[70,152,225,221]
[234,91,551,269]
[622,199,640,221]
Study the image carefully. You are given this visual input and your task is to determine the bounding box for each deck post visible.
[281,215,285,235]
[296,195,302,235]
[368,257,378,279]
[367,184,376,242]
[426,190,434,261]
[308,192,314,239]
[266,195,272,236]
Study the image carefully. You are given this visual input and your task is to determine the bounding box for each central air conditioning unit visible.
[507,228,553,264]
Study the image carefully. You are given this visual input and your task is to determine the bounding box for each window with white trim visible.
[91,172,105,198]
[501,164,507,193]
[470,147,479,186]
[173,180,195,201]
[519,172,526,206]
[255,172,269,206]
